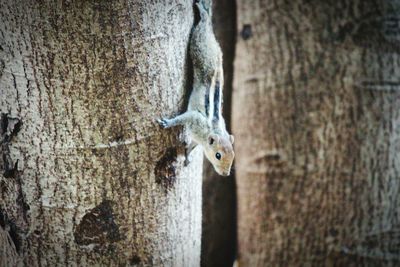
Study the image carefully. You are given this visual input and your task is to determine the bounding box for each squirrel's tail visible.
[196,0,212,19]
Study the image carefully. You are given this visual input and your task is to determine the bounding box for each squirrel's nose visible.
[222,170,230,176]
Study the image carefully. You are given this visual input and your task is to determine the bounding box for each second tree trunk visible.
[233,0,400,266]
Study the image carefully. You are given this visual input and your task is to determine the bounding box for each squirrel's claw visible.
[184,155,192,166]
[157,118,170,128]
[184,142,197,166]
[184,148,194,166]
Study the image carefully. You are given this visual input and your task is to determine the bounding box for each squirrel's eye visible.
[215,152,221,160]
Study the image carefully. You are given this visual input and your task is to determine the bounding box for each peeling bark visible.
[233,0,400,266]
[0,0,202,266]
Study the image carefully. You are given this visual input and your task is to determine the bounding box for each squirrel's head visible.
[204,133,235,176]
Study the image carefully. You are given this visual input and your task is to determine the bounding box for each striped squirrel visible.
[158,0,234,176]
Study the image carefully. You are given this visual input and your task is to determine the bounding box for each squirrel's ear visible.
[229,135,234,144]
[208,134,219,145]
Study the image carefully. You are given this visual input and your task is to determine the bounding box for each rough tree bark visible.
[201,1,237,267]
[0,0,203,266]
[233,0,400,266]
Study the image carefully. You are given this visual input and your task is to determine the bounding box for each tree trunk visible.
[233,0,400,266]
[201,1,237,267]
[0,0,203,266]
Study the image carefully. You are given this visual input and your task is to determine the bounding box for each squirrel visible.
[158,0,235,176]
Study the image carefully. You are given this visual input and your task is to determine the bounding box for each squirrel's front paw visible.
[157,118,170,128]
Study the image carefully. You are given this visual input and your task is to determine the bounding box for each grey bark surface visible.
[233,0,400,266]
[0,0,203,266]
[201,1,237,267]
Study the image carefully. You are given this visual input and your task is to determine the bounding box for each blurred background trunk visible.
[233,0,400,266]
[0,0,203,266]
[201,1,237,267]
